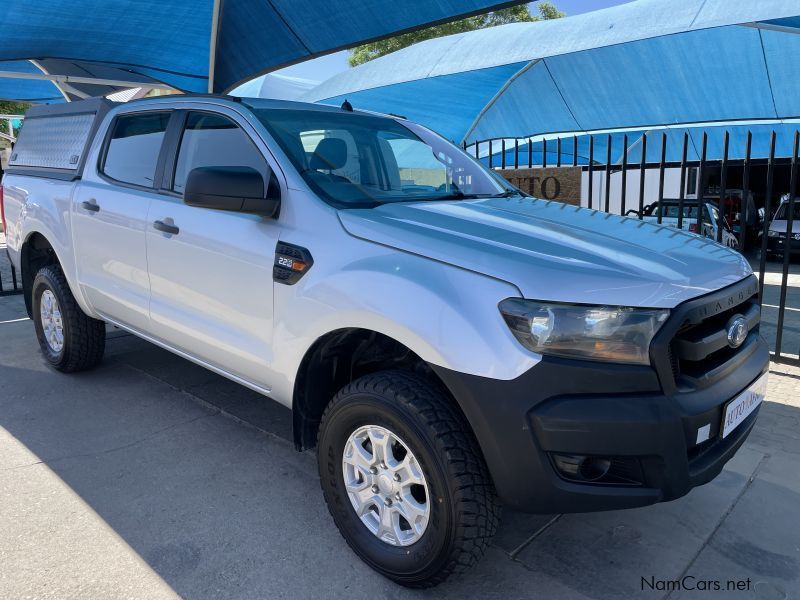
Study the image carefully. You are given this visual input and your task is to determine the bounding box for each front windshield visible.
[658,204,701,219]
[250,107,512,208]
[657,203,721,226]
[775,202,800,221]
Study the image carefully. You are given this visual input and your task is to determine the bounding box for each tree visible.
[0,100,30,116]
[0,101,31,141]
[348,2,565,67]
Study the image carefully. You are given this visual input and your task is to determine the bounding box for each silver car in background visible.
[766,194,800,260]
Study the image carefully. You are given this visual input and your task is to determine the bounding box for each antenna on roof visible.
[341,99,354,112]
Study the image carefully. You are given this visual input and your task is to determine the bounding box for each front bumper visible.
[432,279,769,514]
[767,235,800,255]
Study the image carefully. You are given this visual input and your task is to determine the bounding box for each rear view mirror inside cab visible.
[184,166,280,217]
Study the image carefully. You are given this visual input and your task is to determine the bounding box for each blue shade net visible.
[0,0,523,101]
[304,0,800,159]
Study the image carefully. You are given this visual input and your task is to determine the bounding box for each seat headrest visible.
[309,138,348,171]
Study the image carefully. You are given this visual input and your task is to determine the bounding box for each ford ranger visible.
[0,96,769,587]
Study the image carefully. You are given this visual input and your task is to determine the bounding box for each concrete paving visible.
[1,292,799,599]
[752,255,800,360]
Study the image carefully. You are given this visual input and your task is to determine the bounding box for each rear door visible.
[73,110,171,331]
[145,109,282,389]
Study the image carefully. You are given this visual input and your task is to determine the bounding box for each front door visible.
[146,110,281,389]
[73,110,171,332]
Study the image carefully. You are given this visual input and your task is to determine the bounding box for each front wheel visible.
[317,370,499,588]
[32,265,106,372]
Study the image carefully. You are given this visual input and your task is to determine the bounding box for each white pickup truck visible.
[1,96,769,587]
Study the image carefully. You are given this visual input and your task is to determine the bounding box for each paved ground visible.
[1,293,799,599]
[751,255,800,360]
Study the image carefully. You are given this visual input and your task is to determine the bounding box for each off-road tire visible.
[317,369,499,588]
[32,264,105,372]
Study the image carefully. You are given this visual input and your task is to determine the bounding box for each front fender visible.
[269,242,540,406]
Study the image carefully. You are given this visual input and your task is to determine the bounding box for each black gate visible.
[472,129,800,365]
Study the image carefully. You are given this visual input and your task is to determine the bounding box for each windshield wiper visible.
[411,190,522,201]
[428,192,486,200]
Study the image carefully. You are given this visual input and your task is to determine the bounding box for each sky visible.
[275,0,634,82]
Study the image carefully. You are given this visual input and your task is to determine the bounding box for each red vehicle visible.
[707,189,760,249]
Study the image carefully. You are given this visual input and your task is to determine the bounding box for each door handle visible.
[81,200,100,212]
[153,220,180,235]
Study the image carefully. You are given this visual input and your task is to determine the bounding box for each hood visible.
[768,219,800,236]
[338,197,752,309]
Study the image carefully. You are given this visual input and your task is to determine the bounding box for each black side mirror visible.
[184,166,280,217]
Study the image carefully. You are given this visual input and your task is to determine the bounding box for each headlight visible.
[499,299,670,365]
[767,230,782,238]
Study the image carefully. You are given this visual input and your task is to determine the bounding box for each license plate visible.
[721,374,768,439]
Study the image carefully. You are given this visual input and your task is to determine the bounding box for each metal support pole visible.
[620,134,628,216]
[741,131,752,251]
[657,133,667,224]
[758,132,777,303]
[717,131,729,243]
[775,131,799,358]
[637,134,648,219]
[588,136,594,210]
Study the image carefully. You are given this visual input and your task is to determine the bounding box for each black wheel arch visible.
[292,328,466,453]
[20,232,61,318]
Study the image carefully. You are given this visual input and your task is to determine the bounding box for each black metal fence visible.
[471,129,800,364]
[0,252,20,296]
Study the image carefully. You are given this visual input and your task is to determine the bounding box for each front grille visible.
[668,284,760,390]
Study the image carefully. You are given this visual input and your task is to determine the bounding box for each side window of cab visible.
[171,112,271,194]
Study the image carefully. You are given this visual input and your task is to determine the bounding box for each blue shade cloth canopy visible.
[0,61,65,103]
[479,120,800,169]
[0,0,525,102]
[231,73,318,101]
[303,0,800,148]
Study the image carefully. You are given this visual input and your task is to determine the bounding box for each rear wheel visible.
[32,265,106,372]
[317,370,499,588]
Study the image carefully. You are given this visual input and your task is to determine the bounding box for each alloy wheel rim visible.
[40,289,65,353]
[342,424,430,546]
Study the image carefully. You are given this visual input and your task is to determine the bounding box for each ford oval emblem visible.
[726,315,748,349]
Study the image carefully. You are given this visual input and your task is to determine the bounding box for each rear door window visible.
[172,112,270,194]
[102,112,170,187]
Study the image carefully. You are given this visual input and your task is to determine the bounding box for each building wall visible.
[499,167,582,206]
[580,167,697,214]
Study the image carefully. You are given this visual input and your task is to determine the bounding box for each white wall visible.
[580,167,696,214]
